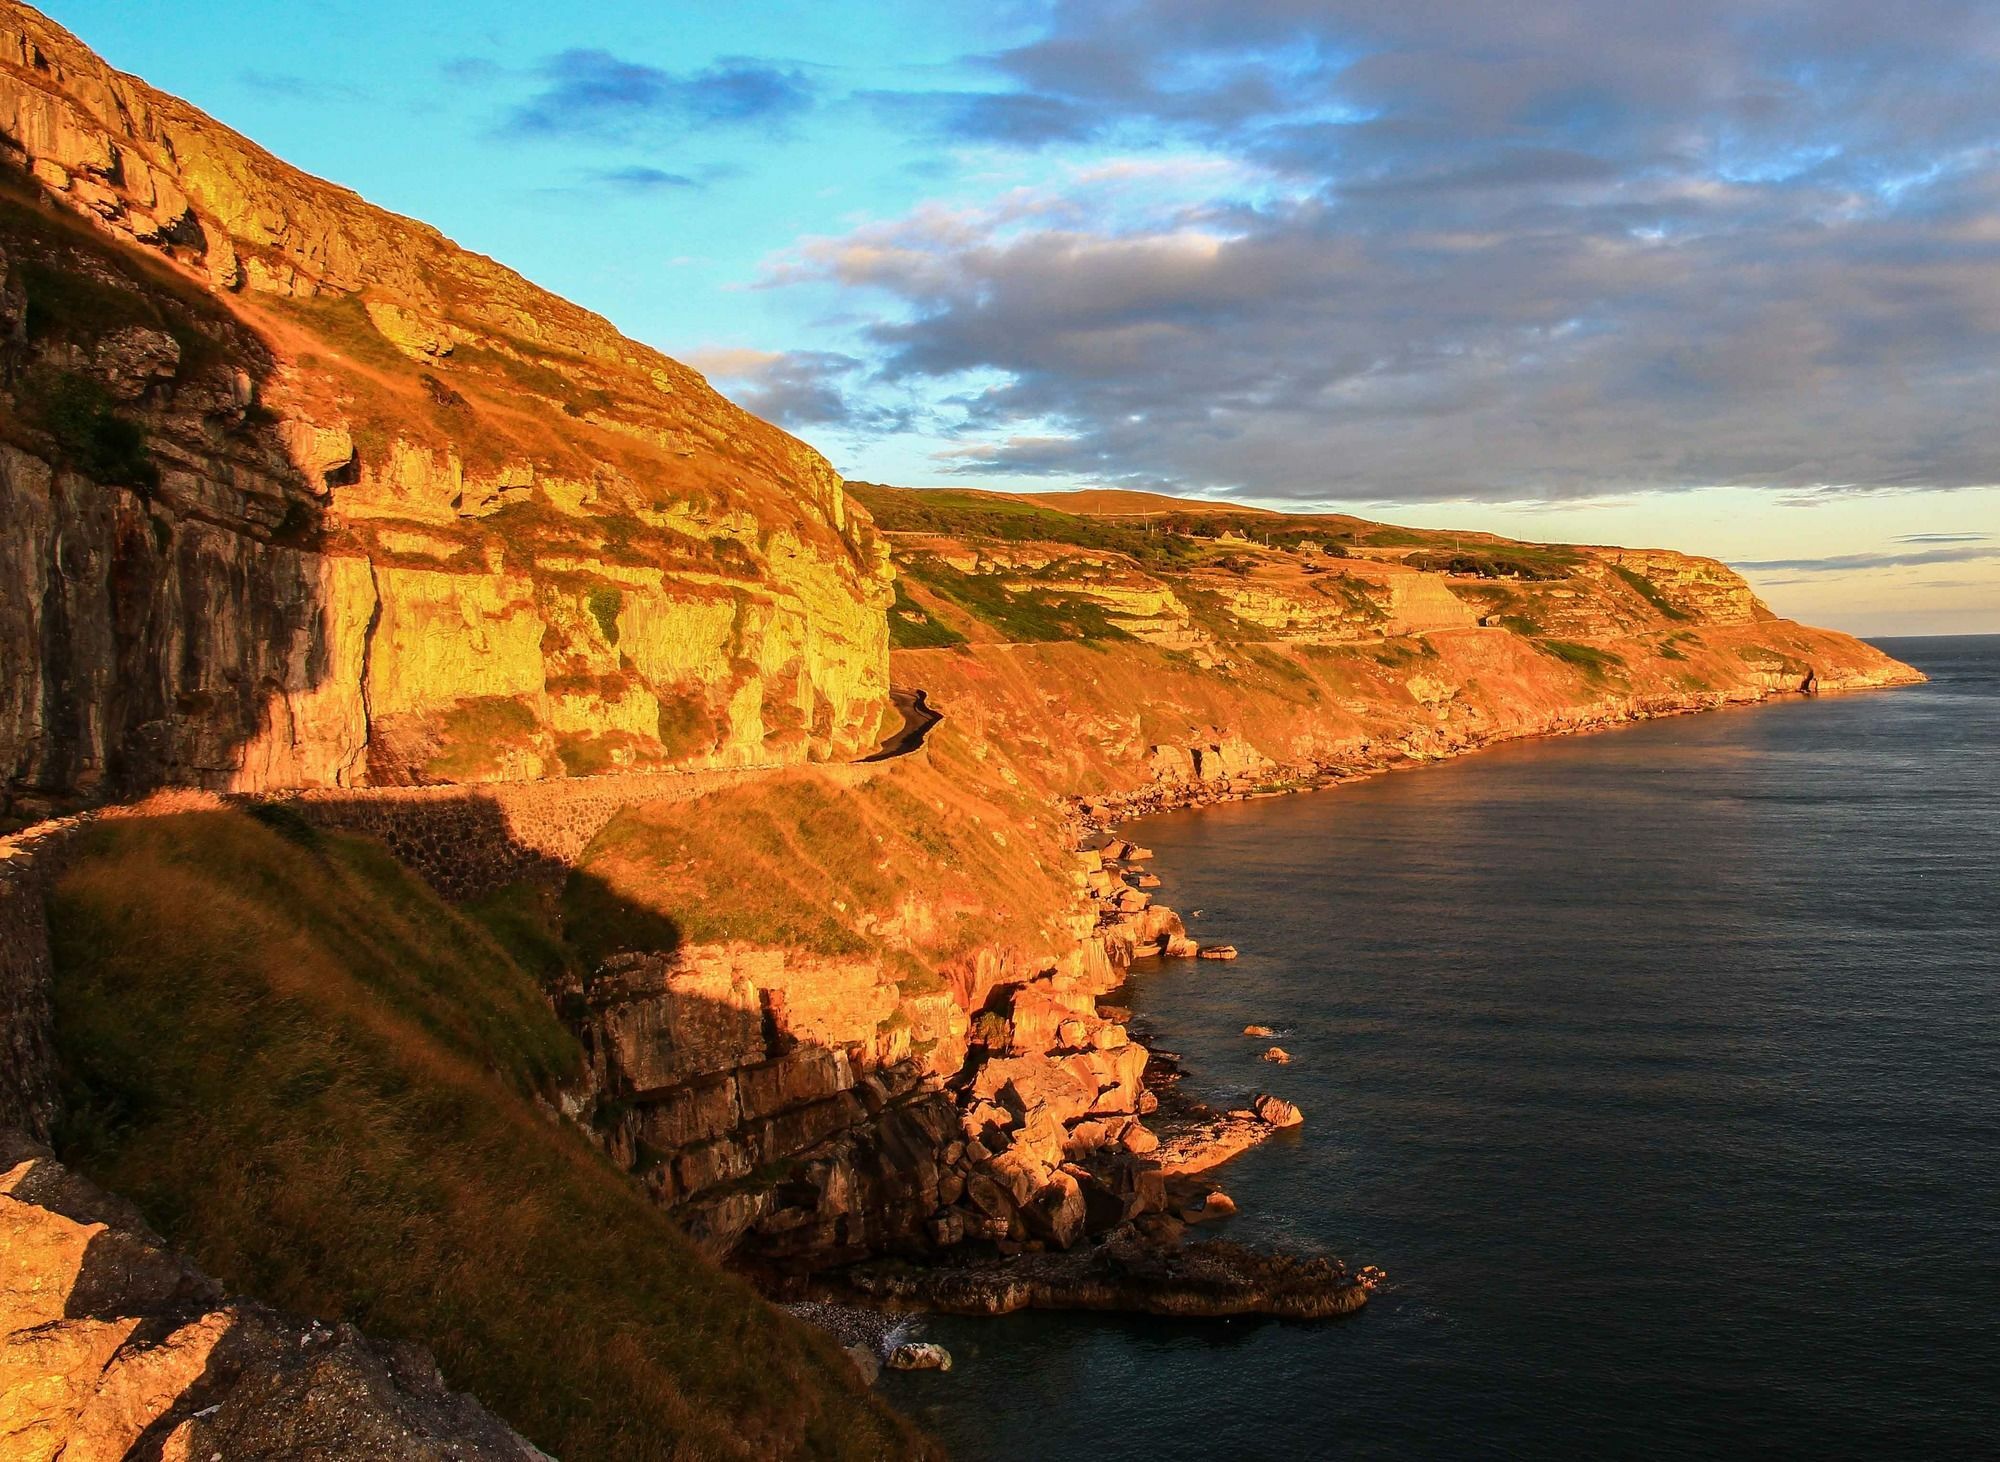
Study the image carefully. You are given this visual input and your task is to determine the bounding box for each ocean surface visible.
[884,634,2000,1459]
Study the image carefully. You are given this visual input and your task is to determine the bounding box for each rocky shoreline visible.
[767,825,1359,1361]
[781,676,1930,1364]
[806,1233,1369,1321]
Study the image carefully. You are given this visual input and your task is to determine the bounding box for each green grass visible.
[899,557,1136,643]
[852,484,1372,567]
[1535,638,1628,681]
[426,696,543,781]
[1402,545,1581,580]
[19,369,158,488]
[886,579,967,648]
[1611,563,1694,621]
[45,810,925,1460]
[570,759,1071,980]
[569,777,887,965]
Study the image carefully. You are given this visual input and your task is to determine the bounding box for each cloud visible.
[687,347,907,431]
[1733,545,2000,572]
[505,50,814,139]
[589,165,700,192]
[1895,532,1990,543]
[863,89,1100,147]
[239,70,372,104]
[764,1,2000,501]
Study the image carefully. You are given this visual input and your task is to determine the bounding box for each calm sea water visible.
[885,635,2000,1459]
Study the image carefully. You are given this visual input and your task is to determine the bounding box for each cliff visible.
[852,485,1918,802]
[530,487,1919,1285]
[0,5,1931,1453]
[2,802,929,1460]
[0,1,890,818]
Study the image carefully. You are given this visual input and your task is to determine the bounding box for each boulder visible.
[90,325,180,399]
[1243,1025,1275,1038]
[885,1342,952,1372]
[1198,945,1239,961]
[1261,1047,1291,1064]
[844,1343,881,1386]
[1022,1171,1087,1250]
[1254,1095,1304,1129]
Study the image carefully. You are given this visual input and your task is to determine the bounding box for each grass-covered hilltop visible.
[0,3,1921,1457]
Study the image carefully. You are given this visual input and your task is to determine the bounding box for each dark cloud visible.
[689,349,909,433]
[1733,545,2000,573]
[863,89,1100,147]
[590,165,700,192]
[506,50,814,139]
[778,0,2000,500]
[1896,532,1989,543]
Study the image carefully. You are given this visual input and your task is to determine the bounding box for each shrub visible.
[23,371,158,488]
[1536,638,1627,681]
[1611,563,1693,621]
[587,585,624,645]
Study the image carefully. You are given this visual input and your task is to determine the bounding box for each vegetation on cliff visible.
[1,1,892,815]
[44,807,929,1460]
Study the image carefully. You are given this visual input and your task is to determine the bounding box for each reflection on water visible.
[885,636,2000,1459]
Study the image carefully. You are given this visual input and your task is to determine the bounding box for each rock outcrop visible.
[0,1,891,818]
[1,1129,543,1460]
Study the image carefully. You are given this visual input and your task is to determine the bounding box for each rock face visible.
[0,1129,543,1460]
[0,2,891,814]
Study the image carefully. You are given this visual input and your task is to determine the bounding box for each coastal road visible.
[862,688,942,762]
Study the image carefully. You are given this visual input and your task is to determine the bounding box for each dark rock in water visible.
[886,1342,953,1372]
[821,1231,1368,1321]
[1254,1094,1304,1128]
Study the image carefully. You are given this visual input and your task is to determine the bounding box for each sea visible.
[883,634,2000,1459]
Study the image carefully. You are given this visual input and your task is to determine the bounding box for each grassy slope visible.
[46,807,929,1462]
[569,755,1075,993]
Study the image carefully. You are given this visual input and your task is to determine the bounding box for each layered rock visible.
[0,1130,542,1460]
[0,2,890,816]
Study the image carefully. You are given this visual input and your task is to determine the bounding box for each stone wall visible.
[269,759,890,903]
[0,808,116,1141]
[0,753,911,1141]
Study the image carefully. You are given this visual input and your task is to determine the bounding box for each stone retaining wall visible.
[0,754,906,1137]
[0,814,94,1141]
[267,759,888,902]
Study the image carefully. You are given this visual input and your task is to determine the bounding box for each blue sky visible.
[50,1,2000,634]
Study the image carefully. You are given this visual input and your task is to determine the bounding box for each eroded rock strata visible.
[0,0,1932,1448]
[0,1,890,817]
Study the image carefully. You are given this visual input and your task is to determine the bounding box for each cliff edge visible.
[0,1,891,816]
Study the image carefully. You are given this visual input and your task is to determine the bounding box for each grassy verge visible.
[1611,563,1694,621]
[568,755,1071,986]
[46,808,928,1461]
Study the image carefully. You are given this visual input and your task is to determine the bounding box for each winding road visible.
[862,688,942,762]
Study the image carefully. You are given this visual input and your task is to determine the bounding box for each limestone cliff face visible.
[0,3,890,813]
[542,495,1921,1278]
[856,486,1921,804]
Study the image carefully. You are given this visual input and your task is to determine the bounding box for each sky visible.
[48,0,2000,635]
